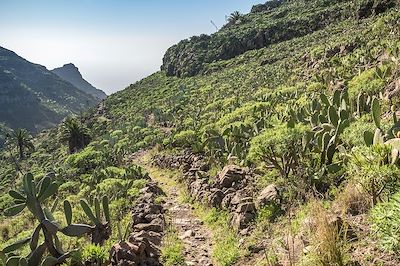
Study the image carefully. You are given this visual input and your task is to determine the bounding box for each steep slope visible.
[0,47,99,133]
[52,63,107,100]
[161,0,397,77]
[1,0,400,265]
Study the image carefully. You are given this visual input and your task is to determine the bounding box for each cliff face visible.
[52,63,107,100]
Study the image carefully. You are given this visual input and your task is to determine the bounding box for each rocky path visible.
[133,154,214,266]
[163,185,214,266]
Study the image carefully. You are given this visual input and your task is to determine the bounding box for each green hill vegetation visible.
[1,0,400,265]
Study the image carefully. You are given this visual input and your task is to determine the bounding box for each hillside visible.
[1,0,400,265]
[0,47,100,134]
[52,63,107,100]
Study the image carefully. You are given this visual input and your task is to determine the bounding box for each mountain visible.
[0,46,99,134]
[52,63,107,100]
[2,0,400,265]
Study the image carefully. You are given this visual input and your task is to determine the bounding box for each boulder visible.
[218,165,247,188]
[109,242,141,265]
[231,212,255,230]
[256,184,279,208]
[230,190,250,207]
[221,193,235,210]
[236,202,256,214]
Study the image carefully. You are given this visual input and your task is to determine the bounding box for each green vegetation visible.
[1,0,400,265]
[9,129,34,160]
[160,228,185,266]
[194,206,240,266]
[60,117,91,154]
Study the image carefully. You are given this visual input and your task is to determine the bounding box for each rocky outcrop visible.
[250,0,285,13]
[110,182,165,266]
[52,63,107,100]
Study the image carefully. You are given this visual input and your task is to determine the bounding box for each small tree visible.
[60,117,91,154]
[227,11,243,26]
[8,128,34,159]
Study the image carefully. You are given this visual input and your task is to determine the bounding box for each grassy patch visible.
[194,204,240,266]
[160,227,185,266]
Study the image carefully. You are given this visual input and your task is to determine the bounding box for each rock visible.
[236,202,256,214]
[231,212,255,230]
[230,190,250,206]
[134,223,163,233]
[144,213,164,223]
[189,179,208,196]
[109,242,141,265]
[129,230,163,246]
[218,165,247,188]
[240,228,250,236]
[224,188,236,195]
[221,193,235,210]
[256,184,279,208]
[208,189,224,208]
[140,183,165,196]
[180,230,195,239]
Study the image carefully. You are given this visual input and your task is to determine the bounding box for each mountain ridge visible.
[0,46,99,134]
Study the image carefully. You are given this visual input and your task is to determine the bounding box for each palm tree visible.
[227,11,243,25]
[9,128,34,159]
[60,117,91,154]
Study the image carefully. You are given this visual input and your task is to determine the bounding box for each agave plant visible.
[1,173,111,265]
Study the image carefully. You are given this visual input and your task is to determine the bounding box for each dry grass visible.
[302,202,348,266]
[335,181,370,215]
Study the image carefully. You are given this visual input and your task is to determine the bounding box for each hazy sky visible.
[0,0,262,94]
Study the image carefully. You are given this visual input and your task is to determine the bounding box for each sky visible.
[0,0,263,94]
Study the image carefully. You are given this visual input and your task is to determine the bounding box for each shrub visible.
[65,146,102,171]
[347,145,400,206]
[247,124,307,178]
[300,203,349,266]
[172,130,200,149]
[334,181,370,215]
[348,68,385,99]
[370,192,400,254]
[81,244,108,265]
[341,115,375,148]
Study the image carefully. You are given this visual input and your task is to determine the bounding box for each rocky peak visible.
[52,63,107,100]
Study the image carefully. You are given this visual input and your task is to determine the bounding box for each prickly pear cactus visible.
[1,173,112,265]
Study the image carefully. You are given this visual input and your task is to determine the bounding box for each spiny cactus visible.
[363,98,400,165]
[1,173,112,265]
[298,90,351,168]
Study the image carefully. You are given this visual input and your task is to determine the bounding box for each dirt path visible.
[133,154,214,266]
